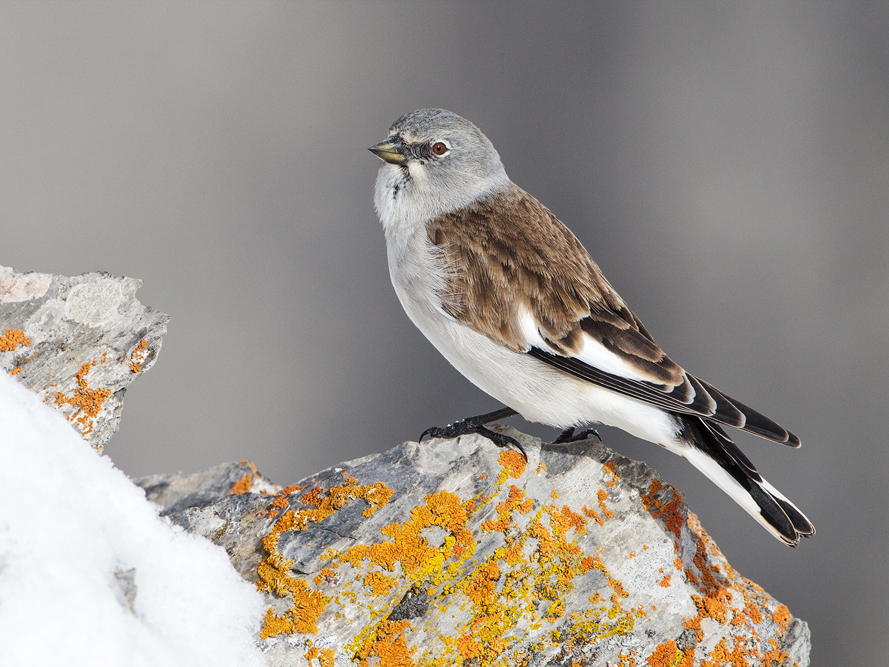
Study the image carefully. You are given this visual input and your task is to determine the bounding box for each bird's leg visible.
[553,426,602,444]
[420,407,526,459]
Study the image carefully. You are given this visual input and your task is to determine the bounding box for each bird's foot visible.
[553,426,602,444]
[420,407,526,460]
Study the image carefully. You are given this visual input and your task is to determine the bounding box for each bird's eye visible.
[431,142,448,156]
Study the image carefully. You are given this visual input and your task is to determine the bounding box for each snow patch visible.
[0,372,266,666]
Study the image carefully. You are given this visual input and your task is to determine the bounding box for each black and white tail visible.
[677,416,815,546]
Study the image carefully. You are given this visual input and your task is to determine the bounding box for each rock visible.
[0,265,168,451]
[137,428,811,666]
[140,461,282,516]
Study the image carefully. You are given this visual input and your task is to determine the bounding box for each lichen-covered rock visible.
[138,428,810,667]
[0,265,168,450]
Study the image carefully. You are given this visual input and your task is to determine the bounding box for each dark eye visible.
[431,141,448,156]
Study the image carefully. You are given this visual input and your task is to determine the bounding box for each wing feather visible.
[428,183,800,448]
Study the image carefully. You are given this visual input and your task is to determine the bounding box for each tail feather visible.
[678,417,814,546]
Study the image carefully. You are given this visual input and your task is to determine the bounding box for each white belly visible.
[386,234,679,446]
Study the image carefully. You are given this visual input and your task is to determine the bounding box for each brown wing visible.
[428,184,800,447]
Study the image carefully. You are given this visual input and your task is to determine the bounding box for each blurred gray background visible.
[2,2,886,663]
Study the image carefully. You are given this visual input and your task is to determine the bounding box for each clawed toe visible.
[553,426,602,444]
[419,416,479,442]
[476,426,527,460]
[418,407,526,461]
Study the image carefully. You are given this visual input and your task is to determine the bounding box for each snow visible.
[0,372,267,667]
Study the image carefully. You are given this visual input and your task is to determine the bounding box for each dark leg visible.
[420,407,526,459]
[553,426,602,444]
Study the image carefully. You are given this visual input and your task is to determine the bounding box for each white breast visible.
[384,232,676,446]
[375,164,679,448]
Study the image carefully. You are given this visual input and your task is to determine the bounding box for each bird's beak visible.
[368,136,407,165]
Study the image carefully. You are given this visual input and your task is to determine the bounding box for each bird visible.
[368,108,814,546]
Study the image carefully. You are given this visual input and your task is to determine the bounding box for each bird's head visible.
[370,109,509,226]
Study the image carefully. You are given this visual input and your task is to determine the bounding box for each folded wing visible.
[428,182,800,447]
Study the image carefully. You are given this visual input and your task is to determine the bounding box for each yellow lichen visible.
[497,450,527,483]
[256,479,394,638]
[250,447,796,666]
[355,620,416,667]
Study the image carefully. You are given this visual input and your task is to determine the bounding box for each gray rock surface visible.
[0,265,168,450]
[137,428,810,667]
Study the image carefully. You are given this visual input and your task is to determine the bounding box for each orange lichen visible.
[497,450,527,481]
[684,616,703,643]
[548,504,587,538]
[256,479,395,638]
[0,329,31,352]
[337,490,474,574]
[760,638,791,666]
[355,620,416,667]
[312,568,338,587]
[772,604,791,630]
[250,448,797,665]
[692,593,728,625]
[743,601,764,624]
[701,636,751,667]
[678,651,696,667]
[128,338,148,373]
[646,640,679,667]
[654,511,802,667]
[9,367,22,376]
[52,359,112,437]
[603,460,620,487]
[596,489,614,519]
[466,562,501,606]
[258,578,328,638]
[640,479,684,547]
[481,484,533,534]
[230,474,253,495]
[346,455,635,664]
[581,504,603,526]
[305,644,336,667]
[263,483,307,517]
[364,571,398,597]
